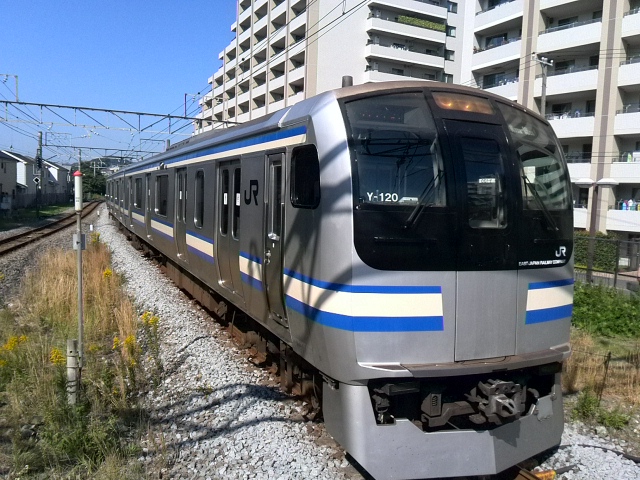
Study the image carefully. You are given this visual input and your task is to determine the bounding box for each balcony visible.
[482,78,518,101]
[289,65,305,83]
[268,99,286,112]
[238,6,251,25]
[290,9,306,31]
[537,19,601,52]
[573,207,588,229]
[252,106,267,119]
[364,66,436,83]
[472,38,521,71]
[567,162,592,183]
[546,115,595,139]
[288,91,305,106]
[365,43,445,69]
[367,16,446,44]
[619,58,640,88]
[254,15,268,33]
[269,74,286,91]
[474,0,523,34]
[610,160,640,184]
[534,66,598,96]
[606,209,640,234]
[369,0,446,20]
[622,8,640,37]
[614,109,640,136]
[238,90,251,105]
[540,0,578,8]
[271,1,287,22]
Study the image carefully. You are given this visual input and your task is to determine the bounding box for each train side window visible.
[194,170,205,228]
[496,102,571,211]
[155,175,169,216]
[290,144,320,209]
[134,178,142,208]
[232,168,241,238]
[220,169,229,235]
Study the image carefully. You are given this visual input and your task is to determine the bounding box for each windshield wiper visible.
[522,174,559,232]
[403,170,443,229]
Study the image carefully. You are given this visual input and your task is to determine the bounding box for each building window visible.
[446,26,456,37]
[447,1,457,13]
[445,49,455,61]
[443,74,454,83]
[483,72,505,88]
[586,100,596,115]
[486,33,507,49]
[391,68,405,76]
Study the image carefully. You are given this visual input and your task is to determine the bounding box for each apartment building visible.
[473,0,640,244]
[199,0,465,127]
[200,0,640,242]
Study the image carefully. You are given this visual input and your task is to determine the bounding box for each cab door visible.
[264,154,288,327]
[442,120,519,361]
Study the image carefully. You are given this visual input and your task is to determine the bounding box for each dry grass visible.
[0,234,145,476]
[564,329,640,405]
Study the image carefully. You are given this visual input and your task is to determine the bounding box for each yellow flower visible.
[140,311,152,325]
[2,335,25,352]
[0,359,7,367]
[112,336,121,350]
[49,347,65,365]
[0,272,4,281]
[124,335,137,351]
[148,315,159,327]
[103,268,113,279]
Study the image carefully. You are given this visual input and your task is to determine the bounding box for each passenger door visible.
[216,161,243,297]
[442,120,518,361]
[145,173,152,239]
[264,153,288,327]
[175,168,188,260]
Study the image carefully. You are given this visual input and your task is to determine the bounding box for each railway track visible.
[0,201,100,257]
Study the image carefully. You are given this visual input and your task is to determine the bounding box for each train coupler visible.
[466,379,526,425]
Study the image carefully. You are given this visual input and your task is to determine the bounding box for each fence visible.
[574,237,640,293]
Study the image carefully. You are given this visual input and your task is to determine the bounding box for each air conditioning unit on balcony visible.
[633,151,640,162]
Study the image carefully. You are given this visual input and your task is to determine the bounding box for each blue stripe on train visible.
[285,296,444,332]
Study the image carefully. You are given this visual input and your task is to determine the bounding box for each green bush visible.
[571,389,630,429]
[572,282,640,337]
[397,15,446,32]
[574,230,619,272]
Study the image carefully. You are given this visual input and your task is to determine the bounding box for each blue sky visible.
[0,1,237,160]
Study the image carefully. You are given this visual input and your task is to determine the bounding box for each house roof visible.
[0,150,20,163]
[0,150,34,165]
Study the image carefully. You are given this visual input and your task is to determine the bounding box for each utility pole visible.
[532,54,553,118]
[36,132,43,218]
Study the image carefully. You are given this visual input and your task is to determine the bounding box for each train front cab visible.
[306,87,573,479]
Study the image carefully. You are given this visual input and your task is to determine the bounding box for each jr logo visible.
[244,180,259,205]
[555,246,567,258]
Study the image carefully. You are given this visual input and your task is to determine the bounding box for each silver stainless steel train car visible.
[106,81,574,479]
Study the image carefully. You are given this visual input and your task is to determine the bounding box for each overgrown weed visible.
[0,238,149,477]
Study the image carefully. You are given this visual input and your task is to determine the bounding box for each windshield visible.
[497,103,571,211]
[345,92,446,208]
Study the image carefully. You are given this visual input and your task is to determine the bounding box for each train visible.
[106,80,574,479]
